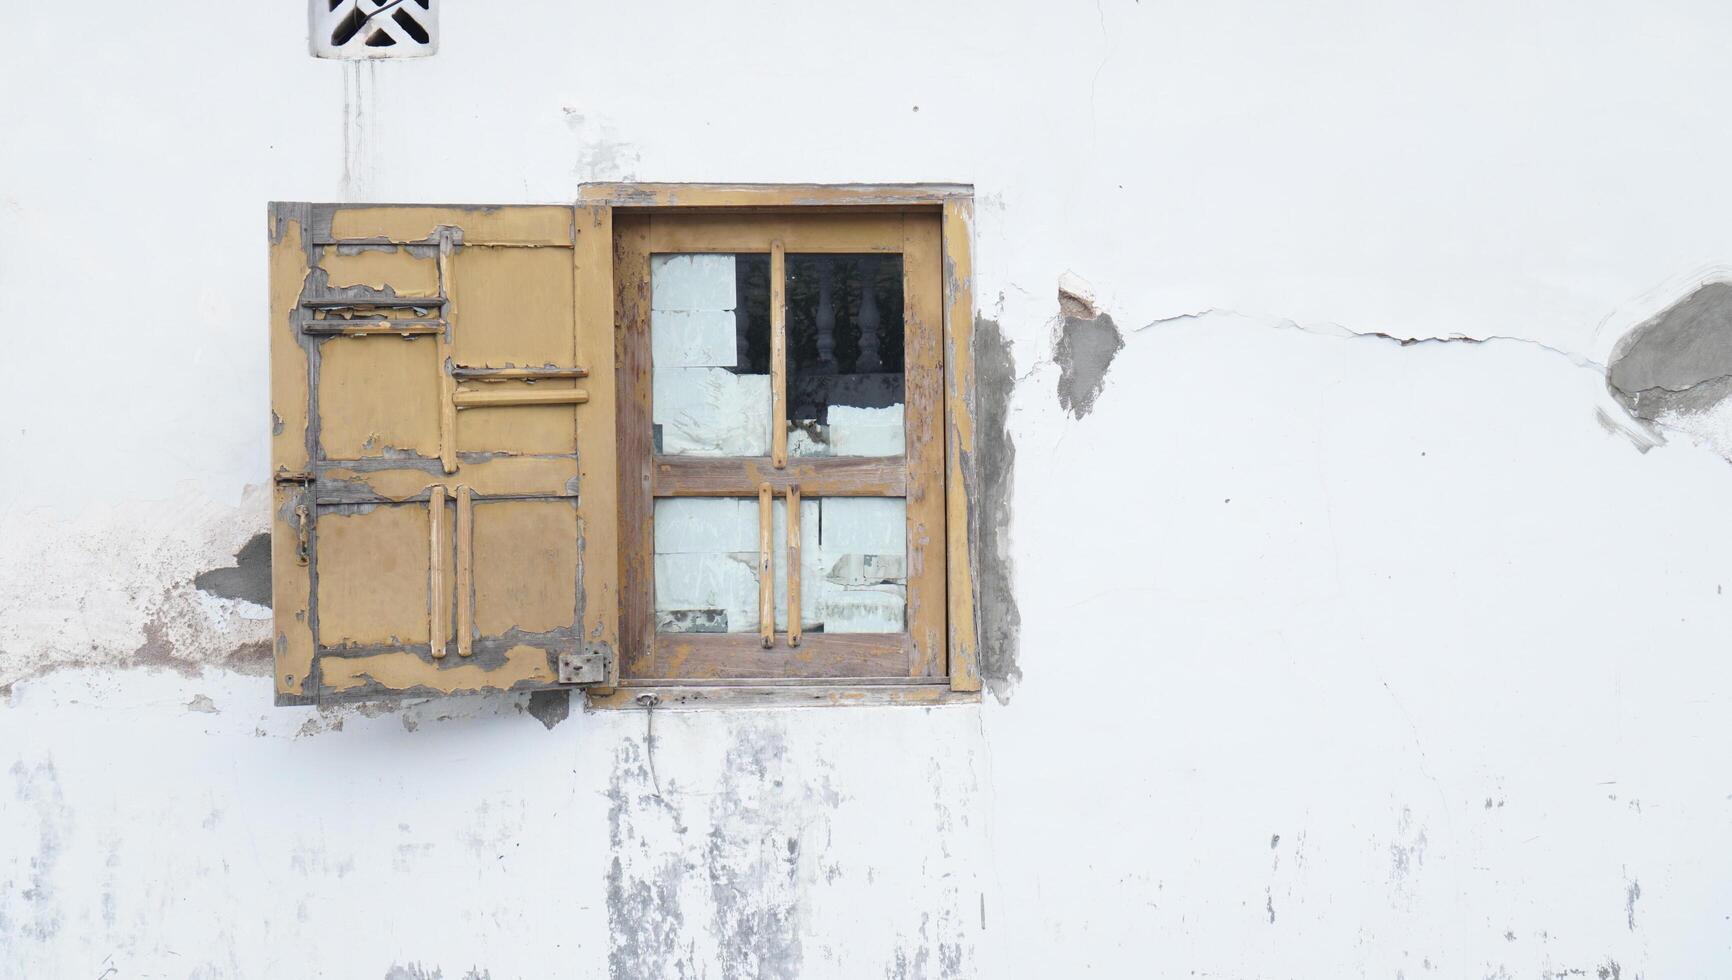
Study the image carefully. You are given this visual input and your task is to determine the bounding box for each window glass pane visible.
[785,254,905,458]
[653,497,760,634]
[795,497,906,633]
[653,496,907,635]
[650,253,772,456]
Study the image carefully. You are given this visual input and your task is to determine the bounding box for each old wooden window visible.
[269,187,980,707]
[615,210,945,685]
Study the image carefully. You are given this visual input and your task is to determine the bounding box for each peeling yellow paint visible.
[319,247,438,293]
[318,336,443,459]
[474,498,579,635]
[320,457,578,500]
[320,643,557,695]
[316,503,435,646]
[329,206,573,246]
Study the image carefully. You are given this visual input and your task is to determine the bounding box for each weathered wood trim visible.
[575,204,622,689]
[268,205,316,702]
[637,633,911,681]
[651,456,906,497]
[451,387,589,409]
[770,239,789,468]
[903,213,948,678]
[645,213,907,253]
[581,182,972,209]
[613,215,656,681]
[587,681,979,710]
[758,484,775,649]
[941,198,982,692]
[786,485,802,647]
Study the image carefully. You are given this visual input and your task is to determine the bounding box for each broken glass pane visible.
[651,253,772,456]
[653,496,907,635]
[795,497,905,633]
[785,254,905,458]
[653,497,762,634]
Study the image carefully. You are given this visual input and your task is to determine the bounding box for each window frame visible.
[581,183,981,705]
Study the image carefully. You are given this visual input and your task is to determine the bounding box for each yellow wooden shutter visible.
[268,204,617,704]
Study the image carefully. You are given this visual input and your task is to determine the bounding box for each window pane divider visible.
[770,239,788,468]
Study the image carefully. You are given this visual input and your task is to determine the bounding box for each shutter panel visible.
[268,204,617,704]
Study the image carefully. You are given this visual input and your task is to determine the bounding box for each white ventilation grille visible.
[311,0,437,59]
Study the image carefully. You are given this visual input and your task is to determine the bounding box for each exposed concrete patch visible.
[193,533,272,608]
[973,317,1022,703]
[1055,311,1123,419]
[525,689,570,730]
[1606,282,1732,458]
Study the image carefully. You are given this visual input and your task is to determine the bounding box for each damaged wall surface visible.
[9,1,1732,977]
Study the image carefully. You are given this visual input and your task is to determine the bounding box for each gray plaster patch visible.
[1055,312,1124,419]
[193,533,272,608]
[383,966,443,980]
[525,690,570,731]
[1607,282,1732,423]
[606,738,698,980]
[185,694,219,714]
[973,317,1022,703]
[706,727,804,980]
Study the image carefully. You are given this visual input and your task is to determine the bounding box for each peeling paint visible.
[1054,299,1124,419]
[525,689,570,730]
[972,317,1021,702]
[705,728,806,980]
[193,533,273,608]
[1607,281,1732,458]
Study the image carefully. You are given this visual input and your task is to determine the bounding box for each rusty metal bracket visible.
[558,649,608,685]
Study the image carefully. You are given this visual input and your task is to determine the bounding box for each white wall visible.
[5,2,1732,976]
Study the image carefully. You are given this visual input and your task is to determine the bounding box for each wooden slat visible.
[452,387,589,409]
[942,199,981,692]
[428,485,448,659]
[645,633,910,680]
[302,322,444,337]
[268,206,315,703]
[758,484,774,649]
[652,456,905,497]
[436,235,458,474]
[450,366,588,381]
[787,485,802,647]
[574,204,621,688]
[903,214,948,678]
[455,485,474,658]
[770,240,788,469]
[613,215,656,680]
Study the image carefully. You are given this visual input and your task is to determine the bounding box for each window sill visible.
[584,679,977,710]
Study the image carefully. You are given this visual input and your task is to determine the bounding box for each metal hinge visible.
[557,649,608,685]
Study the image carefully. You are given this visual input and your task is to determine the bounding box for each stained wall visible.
[5,2,1732,977]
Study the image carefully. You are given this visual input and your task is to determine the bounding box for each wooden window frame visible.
[580,183,982,707]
